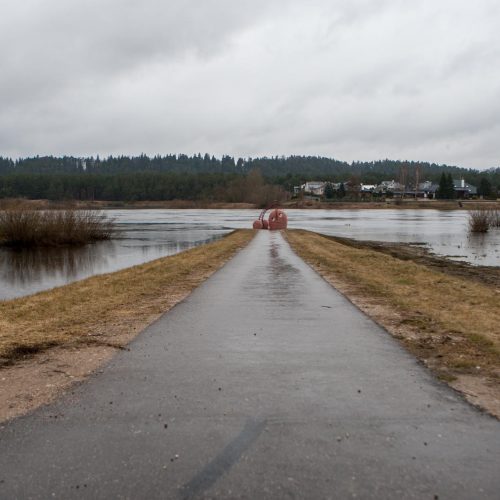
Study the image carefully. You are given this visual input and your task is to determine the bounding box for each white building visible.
[301,181,326,196]
[378,180,403,192]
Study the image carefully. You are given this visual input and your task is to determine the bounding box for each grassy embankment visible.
[286,230,500,412]
[0,230,253,364]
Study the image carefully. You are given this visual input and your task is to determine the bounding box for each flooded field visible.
[1,208,499,300]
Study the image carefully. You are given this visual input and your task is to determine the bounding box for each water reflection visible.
[287,209,500,266]
[0,225,224,300]
[0,243,114,286]
[1,208,499,301]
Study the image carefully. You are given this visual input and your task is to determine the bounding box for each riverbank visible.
[0,199,256,210]
[1,198,499,211]
[0,229,254,422]
[284,199,500,210]
[285,230,500,417]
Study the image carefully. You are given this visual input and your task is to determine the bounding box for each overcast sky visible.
[1,0,499,169]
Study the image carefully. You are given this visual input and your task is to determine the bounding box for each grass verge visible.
[285,229,500,415]
[0,230,253,364]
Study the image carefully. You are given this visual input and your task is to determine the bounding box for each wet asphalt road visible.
[1,231,499,499]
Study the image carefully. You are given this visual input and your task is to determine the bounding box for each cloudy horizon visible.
[1,0,499,170]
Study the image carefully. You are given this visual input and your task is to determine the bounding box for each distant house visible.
[360,184,376,193]
[453,179,477,198]
[418,181,439,198]
[301,181,326,196]
[374,179,439,198]
[376,180,404,194]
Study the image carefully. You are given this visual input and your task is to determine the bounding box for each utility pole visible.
[415,165,420,199]
[399,165,407,198]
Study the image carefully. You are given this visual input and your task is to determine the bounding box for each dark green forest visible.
[0,154,498,202]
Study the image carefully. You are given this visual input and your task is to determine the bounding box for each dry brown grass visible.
[286,229,500,413]
[488,209,500,228]
[0,198,257,210]
[0,209,113,246]
[0,230,254,363]
[284,199,500,211]
[468,209,490,233]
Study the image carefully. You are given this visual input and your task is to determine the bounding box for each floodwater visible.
[0,209,498,301]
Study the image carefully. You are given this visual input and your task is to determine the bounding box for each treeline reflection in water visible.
[0,231,223,301]
[2,208,499,301]
[0,242,114,286]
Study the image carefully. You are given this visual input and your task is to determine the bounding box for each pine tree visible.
[478,178,492,198]
[446,174,455,199]
[437,173,447,199]
[324,182,334,199]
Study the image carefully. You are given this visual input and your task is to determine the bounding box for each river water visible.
[1,209,498,301]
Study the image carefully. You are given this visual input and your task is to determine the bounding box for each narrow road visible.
[1,231,499,499]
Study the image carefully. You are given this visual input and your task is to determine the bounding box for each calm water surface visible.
[1,209,498,300]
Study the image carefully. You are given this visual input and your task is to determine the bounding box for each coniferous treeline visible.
[0,154,498,201]
[0,172,236,201]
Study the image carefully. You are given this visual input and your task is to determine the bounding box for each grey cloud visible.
[0,0,281,104]
[0,0,499,168]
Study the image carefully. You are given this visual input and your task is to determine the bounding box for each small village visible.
[295,178,478,199]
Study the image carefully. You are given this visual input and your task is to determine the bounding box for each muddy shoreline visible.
[285,230,500,418]
[1,198,499,211]
[326,234,500,288]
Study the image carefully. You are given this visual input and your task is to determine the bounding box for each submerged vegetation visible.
[469,209,491,233]
[468,208,500,233]
[0,209,113,247]
[488,208,500,228]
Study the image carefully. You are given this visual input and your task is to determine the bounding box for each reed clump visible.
[0,209,113,247]
[468,209,490,233]
[487,208,500,228]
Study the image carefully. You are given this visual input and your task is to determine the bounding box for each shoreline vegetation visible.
[285,230,500,417]
[0,229,254,422]
[0,208,113,247]
[468,208,500,233]
[1,197,499,211]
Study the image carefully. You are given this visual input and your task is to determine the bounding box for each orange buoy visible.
[252,203,288,230]
[268,208,288,230]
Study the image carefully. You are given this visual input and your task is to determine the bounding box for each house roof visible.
[453,179,477,194]
[303,182,325,188]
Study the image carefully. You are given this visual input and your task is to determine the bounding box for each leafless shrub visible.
[468,209,490,233]
[487,209,500,228]
[0,209,114,247]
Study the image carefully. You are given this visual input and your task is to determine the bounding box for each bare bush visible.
[487,209,500,228]
[468,209,490,233]
[0,209,114,247]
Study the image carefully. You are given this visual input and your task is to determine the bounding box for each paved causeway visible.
[1,231,499,499]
